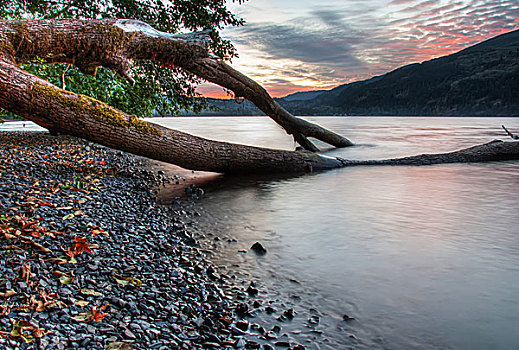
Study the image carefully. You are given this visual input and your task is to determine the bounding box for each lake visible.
[4,116,519,349]
[150,116,519,350]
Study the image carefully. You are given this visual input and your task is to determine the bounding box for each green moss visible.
[33,83,162,136]
[94,24,135,57]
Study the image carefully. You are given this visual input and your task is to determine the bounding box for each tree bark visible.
[0,18,518,174]
[0,18,352,151]
[0,61,342,173]
[338,140,519,166]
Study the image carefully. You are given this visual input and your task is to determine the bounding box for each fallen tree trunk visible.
[0,18,518,174]
[0,61,342,173]
[0,18,352,151]
[338,140,519,166]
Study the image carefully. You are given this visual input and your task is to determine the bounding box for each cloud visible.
[389,0,415,5]
[228,13,366,68]
[203,0,519,98]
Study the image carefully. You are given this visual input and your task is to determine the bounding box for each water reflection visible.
[152,117,519,350]
[5,117,519,348]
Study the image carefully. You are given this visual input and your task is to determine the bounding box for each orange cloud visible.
[198,0,519,99]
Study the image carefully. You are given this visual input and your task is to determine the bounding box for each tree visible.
[1,0,247,117]
[0,18,517,173]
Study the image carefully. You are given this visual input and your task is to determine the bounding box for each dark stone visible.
[246,285,259,296]
[282,308,295,319]
[250,242,267,255]
[235,303,249,316]
[274,341,291,347]
[235,320,249,332]
[265,306,276,314]
[342,314,355,321]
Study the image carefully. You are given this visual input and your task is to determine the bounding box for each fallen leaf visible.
[74,300,90,307]
[10,320,48,342]
[80,289,103,297]
[37,201,56,208]
[62,213,74,220]
[20,264,31,282]
[64,236,93,258]
[2,245,26,252]
[59,274,74,285]
[46,257,69,265]
[56,206,73,210]
[114,277,129,286]
[23,239,51,253]
[0,290,16,298]
[70,312,91,322]
[91,229,109,237]
[114,275,142,288]
[106,342,134,350]
[71,304,109,323]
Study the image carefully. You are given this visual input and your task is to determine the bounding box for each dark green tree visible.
[0,0,246,117]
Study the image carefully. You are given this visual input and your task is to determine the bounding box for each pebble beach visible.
[0,132,302,350]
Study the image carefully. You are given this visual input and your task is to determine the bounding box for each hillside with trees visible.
[199,30,519,117]
[281,29,519,116]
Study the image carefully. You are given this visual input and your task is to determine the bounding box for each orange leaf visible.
[65,236,93,258]
[93,304,109,322]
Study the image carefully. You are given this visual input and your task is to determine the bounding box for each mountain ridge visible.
[188,29,519,116]
[280,29,519,116]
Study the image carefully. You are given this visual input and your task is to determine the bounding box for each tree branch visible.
[1,18,353,151]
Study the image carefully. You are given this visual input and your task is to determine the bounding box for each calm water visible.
[150,116,519,350]
[6,117,519,349]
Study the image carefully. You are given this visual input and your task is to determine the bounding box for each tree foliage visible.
[1,0,246,117]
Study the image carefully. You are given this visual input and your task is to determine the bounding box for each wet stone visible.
[250,242,267,255]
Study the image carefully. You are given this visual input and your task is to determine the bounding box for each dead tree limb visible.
[339,140,519,166]
[0,60,343,173]
[0,18,518,174]
[502,125,519,140]
[0,18,352,151]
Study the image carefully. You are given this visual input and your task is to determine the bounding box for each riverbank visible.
[0,132,299,350]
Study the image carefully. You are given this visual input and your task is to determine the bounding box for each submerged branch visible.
[502,125,519,140]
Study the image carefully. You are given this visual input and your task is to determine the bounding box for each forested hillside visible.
[281,29,519,116]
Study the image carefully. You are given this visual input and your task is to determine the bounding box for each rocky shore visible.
[0,132,304,350]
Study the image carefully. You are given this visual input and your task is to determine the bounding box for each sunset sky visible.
[198,0,519,98]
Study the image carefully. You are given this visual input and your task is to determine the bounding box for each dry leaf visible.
[20,264,31,282]
[10,320,48,342]
[59,274,74,285]
[91,229,109,237]
[75,300,90,307]
[80,289,103,297]
[65,236,93,258]
[62,214,74,220]
[0,290,16,298]
[114,275,142,288]
[71,304,109,323]
[23,239,51,253]
[106,342,134,350]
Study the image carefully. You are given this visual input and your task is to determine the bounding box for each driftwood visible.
[0,18,518,173]
[502,125,519,140]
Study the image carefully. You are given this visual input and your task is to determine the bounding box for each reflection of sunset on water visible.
[162,116,519,349]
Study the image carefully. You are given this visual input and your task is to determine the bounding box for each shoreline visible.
[0,132,302,349]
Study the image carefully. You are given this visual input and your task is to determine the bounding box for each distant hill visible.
[180,98,261,116]
[281,30,519,116]
[188,30,519,117]
[281,90,327,101]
